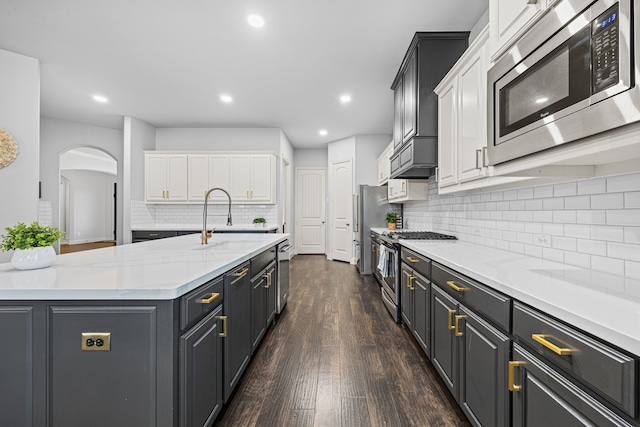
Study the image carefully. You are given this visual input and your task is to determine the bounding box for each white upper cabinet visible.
[145,152,275,204]
[229,154,275,203]
[489,0,547,62]
[145,153,188,202]
[377,142,394,185]
[436,26,491,192]
[387,179,429,203]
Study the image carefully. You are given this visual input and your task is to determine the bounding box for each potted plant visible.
[386,212,398,230]
[253,217,266,227]
[1,221,65,270]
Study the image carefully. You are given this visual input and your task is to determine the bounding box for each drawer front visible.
[132,230,177,240]
[401,248,430,278]
[513,302,636,416]
[431,262,510,331]
[250,247,277,278]
[181,276,224,331]
[399,142,413,169]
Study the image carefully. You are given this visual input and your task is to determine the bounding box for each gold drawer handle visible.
[231,267,249,277]
[447,309,456,330]
[217,315,227,337]
[508,361,525,392]
[454,315,466,337]
[403,271,415,290]
[406,256,420,263]
[532,334,572,356]
[447,280,467,292]
[199,292,220,304]
[149,233,159,237]
[263,272,272,288]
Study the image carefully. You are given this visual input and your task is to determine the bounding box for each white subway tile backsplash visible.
[577,178,606,195]
[525,199,543,210]
[607,209,640,226]
[625,227,640,243]
[590,225,623,242]
[534,185,554,198]
[533,211,553,222]
[591,255,625,275]
[608,242,640,262]
[525,245,543,258]
[553,236,577,251]
[625,192,640,208]
[542,247,564,262]
[607,173,640,193]
[503,189,518,200]
[543,198,564,210]
[564,251,591,268]
[553,211,576,224]
[577,239,607,256]
[577,210,606,225]
[626,261,640,280]
[524,222,543,234]
[564,224,590,239]
[564,195,591,210]
[517,188,534,199]
[554,182,577,197]
[592,193,624,209]
[542,222,563,236]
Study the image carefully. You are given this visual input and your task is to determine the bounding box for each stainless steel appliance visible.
[354,185,401,275]
[488,0,638,165]
[276,240,292,314]
[372,230,457,322]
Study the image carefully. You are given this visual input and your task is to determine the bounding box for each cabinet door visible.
[250,154,274,203]
[413,272,430,356]
[229,155,252,202]
[188,154,210,202]
[431,284,459,400]
[223,263,251,401]
[458,306,510,427]
[400,263,414,329]
[265,264,277,325]
[145,154,168,202]
[511,344,633,427]
[402,51,417,144]
[166,154,188,201]
[208,155,231,202]
[49,306,157,427]
[490,0,545,60]
[458,42,488,183]
[250,272,267,354]
[179,307,223,427]
[393,83,403,148]
[0,306,34,427]
[437,80,457,187]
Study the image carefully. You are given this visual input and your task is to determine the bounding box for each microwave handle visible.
[527,0,538,4]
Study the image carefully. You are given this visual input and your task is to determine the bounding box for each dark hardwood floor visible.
[216,255,471,427]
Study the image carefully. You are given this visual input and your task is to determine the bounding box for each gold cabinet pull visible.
[403,271,415,290]
[162,190,166,199]
[372,244,375,253]
[454,315,466,337]
[263,272,272,288]
[532,334,572,356]
[508,361,525,392]
[149,233,159,237]
[447,309,456,330]
[406,256,419,263]
[447,280,467,292]
[231,267,249,277]
[216,315,228,337]
[199,292,220,304]
[166,190,169,198]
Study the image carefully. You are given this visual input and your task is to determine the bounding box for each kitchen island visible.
[0,233,288,427]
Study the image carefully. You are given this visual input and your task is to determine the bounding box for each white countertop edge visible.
[0,234,289,301]
[401,240,640,357]
[131,224,279,231]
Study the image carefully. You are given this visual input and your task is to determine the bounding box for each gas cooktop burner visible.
[387,231,457,240]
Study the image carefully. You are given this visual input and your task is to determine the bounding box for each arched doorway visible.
[59,147,117,253]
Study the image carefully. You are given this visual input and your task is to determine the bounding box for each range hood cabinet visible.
[389,138,437,179]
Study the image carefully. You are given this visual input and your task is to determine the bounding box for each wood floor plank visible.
[215,255,471,427]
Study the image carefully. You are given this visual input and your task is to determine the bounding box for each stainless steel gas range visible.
[371,230,457,322]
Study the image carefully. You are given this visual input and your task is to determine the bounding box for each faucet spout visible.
[202,187,233,244]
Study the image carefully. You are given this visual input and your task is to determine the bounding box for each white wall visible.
[40,117,124,243]
[0,50,40,263]
[61,169,116,244]
[355,134,391,186]
[469,8,489,44]
[294,148,328,168]
[279,131,294,242]
[155,128,281,151]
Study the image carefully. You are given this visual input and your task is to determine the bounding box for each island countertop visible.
[401,239,640,357]
[0,233,289,300]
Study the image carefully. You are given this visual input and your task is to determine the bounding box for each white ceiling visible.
[0,0,489,148]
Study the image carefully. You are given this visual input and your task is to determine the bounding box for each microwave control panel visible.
[592,4,620,93]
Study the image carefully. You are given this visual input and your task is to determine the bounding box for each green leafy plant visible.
[253,217,266,224]
[1,222,65,251]
[385,212,398,224]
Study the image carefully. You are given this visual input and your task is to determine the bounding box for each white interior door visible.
[295,168,326,254]
[330,159,353,263]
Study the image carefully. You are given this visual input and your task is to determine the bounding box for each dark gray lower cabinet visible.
[401,263,414,330]
[179,306,223,427]
[265,262,277,325]
[458,306,509,427]
[431,284,459,398]
[0,306,34,427]
[223,262,251,402]
[511,344,634,427]
[401,263,430,355]
[251,261,277,354]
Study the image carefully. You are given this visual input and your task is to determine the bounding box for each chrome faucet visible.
[202,187,233,244]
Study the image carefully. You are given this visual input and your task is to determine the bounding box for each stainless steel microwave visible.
[487,0,639,165]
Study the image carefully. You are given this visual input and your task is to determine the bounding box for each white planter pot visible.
[11,246,57,270]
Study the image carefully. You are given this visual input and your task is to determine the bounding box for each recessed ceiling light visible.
[319,129,328,136]
[92,95,108,103]
[340,94,351,103]
[220,94,233,103]
[247,14,264,28]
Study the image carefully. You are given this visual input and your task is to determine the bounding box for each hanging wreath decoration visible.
[0,128,19,169]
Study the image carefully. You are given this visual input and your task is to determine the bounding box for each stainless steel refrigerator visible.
[354,185,401,275]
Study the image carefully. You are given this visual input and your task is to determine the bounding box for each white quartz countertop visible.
[401,240,640,357]
[0,233,288,301]
[131,223,279,231]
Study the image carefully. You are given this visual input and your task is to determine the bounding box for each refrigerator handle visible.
[352,193,359,232]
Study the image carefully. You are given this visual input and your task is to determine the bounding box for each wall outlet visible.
[535,234,551,247]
